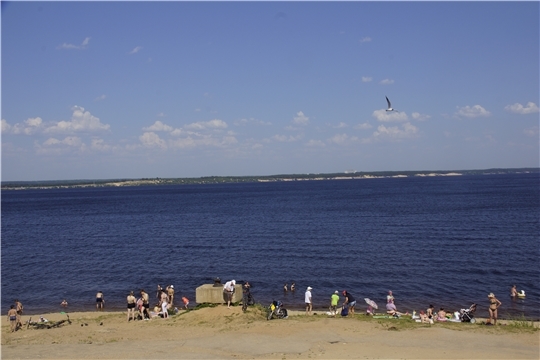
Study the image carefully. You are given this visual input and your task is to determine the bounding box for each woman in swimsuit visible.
[436,308,447,322]
[488,293,502,325]
[127,291,136,321]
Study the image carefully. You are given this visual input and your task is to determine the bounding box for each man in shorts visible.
[342,290,356,316]
[8,305,18,332]
[223,280,236,309]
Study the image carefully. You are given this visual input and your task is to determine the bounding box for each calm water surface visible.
[2,173,539,319]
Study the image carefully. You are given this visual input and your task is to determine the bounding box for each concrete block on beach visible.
[196,284,243,304]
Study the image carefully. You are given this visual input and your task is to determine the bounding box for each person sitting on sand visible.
[436,308,447,322]
[426,304,434,319]
[386,299,408,317]
[60,299,68,307]
[419,310,430,323]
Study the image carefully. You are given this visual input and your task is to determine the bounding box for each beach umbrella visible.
[364,298,378,309]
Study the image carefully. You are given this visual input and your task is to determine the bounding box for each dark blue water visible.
[2,173,539,320]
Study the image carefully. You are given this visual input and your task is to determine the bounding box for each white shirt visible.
[305,290,312,303]
[223,281,235,292]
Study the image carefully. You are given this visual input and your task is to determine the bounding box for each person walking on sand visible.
[223,280,236,309]
[8,305,18,332]
[305,287,313,315]
[127,291,137,321]
[342,290,357,316]
[14,299,23,328]
[159,289,168,307]
[330,291,339,316]
[96,291,104,310]
[488,293,502,325]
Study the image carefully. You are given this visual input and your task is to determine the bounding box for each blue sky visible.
[2,1,539,181]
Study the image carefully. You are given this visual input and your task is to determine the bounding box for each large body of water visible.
[2,173,539,320]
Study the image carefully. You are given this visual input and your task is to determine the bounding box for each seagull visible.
[385,96,398,112]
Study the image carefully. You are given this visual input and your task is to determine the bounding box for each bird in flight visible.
[385,96,398,112]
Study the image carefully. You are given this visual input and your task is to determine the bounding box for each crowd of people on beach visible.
[300,285,521,326]
[6,282,525,332]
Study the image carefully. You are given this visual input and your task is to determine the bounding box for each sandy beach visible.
[2,305,538,360]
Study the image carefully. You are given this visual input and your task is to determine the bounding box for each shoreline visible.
[16,301,540,321]
[3,306,539,360]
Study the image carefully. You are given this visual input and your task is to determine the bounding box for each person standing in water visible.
[96,291,104,310]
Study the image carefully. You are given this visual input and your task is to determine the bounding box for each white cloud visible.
[129,46,143,54]
[9,117,44,135]
[91,138,113,152]
[185,119,227,130]
[305,139,326,147]
[524,126,539,137]
[334,122,348,129]
[359,37,372,43]
[143,121,173,132]
[362,77,372,82]
[139,132,167,149]
[43,136,83,147]
[293,111,309,125]
[44,106,110,133]
[355,122,373,130]
[411,112,431,121]
[57,37,90,50]
[272,134,302,142]
[456,105,491,118]
[234,118,271,126]
[372,122,419,140]
[372,109,409,122]
[328,133,358,145]
[157,112,166,117]
[1,119,11,133]
[504,102,539,115]
[94,94,106,102]
[380,79,394,85]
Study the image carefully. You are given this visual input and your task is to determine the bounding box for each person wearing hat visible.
[330,291,340,316]
[305,287,312,315]
[342,290,356,316]
[487,293,502,325]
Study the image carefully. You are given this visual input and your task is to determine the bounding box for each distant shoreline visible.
[2,167,538,190]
